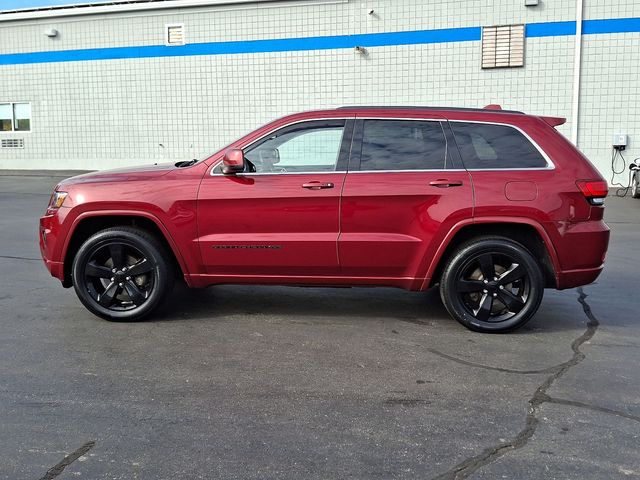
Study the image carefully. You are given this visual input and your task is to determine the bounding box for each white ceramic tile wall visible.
[0,0,637,182]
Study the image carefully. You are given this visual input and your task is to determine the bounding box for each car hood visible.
[57,162,177,188]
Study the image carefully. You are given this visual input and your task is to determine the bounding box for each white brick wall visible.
[0,0,638,182]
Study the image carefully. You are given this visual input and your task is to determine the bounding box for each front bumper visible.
[39,209,69,284]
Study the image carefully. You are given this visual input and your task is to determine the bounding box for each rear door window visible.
[358,120,449,171]
[450,122,547,169]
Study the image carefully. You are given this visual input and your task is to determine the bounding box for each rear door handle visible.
[429,179,463,188]
[302,181,334,190]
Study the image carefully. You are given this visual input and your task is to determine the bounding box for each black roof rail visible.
[336,106,525,114]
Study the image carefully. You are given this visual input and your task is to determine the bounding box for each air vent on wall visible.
[1,138,24,148]
[481,24,525,69]
[165,24,185,46]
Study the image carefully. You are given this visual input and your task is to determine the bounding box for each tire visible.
[72,227,175,321]
[632,173,640,198]
[439,236,544,333]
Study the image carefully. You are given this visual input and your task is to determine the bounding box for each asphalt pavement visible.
[0,173,638,480]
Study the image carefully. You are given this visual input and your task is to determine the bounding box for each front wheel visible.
[72,227,174,321]
[439,237,544,333]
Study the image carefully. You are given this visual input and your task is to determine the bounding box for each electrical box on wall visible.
[612,133,628,150]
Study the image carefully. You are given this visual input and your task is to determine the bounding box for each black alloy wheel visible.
[72,227,174,321]
[440,236,544,333]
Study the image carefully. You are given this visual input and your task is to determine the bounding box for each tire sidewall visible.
[72,229,170,321]
[441,239,544,333]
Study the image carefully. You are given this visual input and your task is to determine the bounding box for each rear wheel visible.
[72,227,174,321]
[439,237,544,333]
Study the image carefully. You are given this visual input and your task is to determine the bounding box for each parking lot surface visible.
[1,173,639,480]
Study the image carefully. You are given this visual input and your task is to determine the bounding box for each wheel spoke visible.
[457,279,485,293]
[127,258,152,276]
[97,282,119,307]
[477,254,495,280]
[123,280,147,306]
[474,293,493,321]
[498,263,526,286]
[497,289,526,313]
[85,261,113,279]
[108,244,125,269]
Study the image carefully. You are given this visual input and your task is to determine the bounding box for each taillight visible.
[576,180,608,205]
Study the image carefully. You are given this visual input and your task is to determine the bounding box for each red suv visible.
[39,106,610,332]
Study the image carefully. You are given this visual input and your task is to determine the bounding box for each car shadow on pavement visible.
[148,281,585,335]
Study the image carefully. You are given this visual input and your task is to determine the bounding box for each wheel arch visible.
[61,211,188,287]
[423,218,560,290]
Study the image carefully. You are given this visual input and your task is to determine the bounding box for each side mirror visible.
[630,163,639,171]
[222,148,245,175]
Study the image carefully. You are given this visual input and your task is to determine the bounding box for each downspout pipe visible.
[571,0,584,145]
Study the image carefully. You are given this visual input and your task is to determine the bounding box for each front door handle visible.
[302,181,334,190]
[429,179,463,188]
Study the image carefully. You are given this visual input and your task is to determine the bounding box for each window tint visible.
[359,120,447,171]
[244,125,344,173]
[451,122,547,169]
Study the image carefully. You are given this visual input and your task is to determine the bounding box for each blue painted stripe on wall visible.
[584,17,640,34]
[0,18,638,66]
[525,21,575,37]
[0,26,481,65]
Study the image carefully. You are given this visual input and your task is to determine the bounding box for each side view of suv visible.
[39,106,610,332]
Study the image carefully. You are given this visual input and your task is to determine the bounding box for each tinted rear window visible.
[360,120,447,170]
[450,122,547,169]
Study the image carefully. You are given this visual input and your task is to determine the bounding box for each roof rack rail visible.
[336,105,525,114]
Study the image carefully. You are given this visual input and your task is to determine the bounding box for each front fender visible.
[59,208,197,286]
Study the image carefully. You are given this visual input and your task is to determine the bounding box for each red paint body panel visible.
[339,170,473,282]
[39,107,609,293]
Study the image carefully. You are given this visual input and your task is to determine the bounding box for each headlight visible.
[46,191,68,213]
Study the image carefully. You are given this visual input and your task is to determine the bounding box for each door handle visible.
[302,181,334,190]
[429,179,463,188]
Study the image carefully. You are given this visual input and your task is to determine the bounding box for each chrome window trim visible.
[209,115,556,176]
[349,168,467,174]
[447,119,555,170]
[210,116,352,176]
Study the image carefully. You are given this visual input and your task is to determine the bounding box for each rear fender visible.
[419,217,561,290]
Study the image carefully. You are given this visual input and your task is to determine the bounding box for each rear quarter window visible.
[450,122,547,169]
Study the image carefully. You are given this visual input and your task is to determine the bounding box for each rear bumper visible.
[552,219,610,289]
[556,265,604,290]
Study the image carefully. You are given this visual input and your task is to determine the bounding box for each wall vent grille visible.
[165,24,185,46]
[482,24,525,69]
[1,138,24,148]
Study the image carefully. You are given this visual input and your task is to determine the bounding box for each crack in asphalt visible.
[430,287,600,480]
[38,441,95,480]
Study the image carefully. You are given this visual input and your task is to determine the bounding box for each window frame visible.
[448,119,554,171]
[211,118,355,176]
[0,101,32,134]
[349,118,462,173]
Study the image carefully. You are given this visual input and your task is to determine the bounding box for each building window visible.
[481,24,525,69]
[0,102,31,132]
